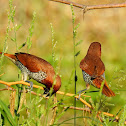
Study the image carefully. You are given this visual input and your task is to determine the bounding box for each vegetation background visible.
[0,0,126,125]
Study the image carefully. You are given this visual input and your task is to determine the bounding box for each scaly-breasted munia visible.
[0,52,61,95]
[79,42,115,97]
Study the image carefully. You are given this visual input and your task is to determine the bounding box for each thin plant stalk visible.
[71,4,77,126]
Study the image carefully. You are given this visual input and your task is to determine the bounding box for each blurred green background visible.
[0,0,126,125]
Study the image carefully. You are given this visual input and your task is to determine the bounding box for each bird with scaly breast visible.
[79,42,115,97]
[0,52,61,96]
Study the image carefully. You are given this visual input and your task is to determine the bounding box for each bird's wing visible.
[15,53,54,73]
[80,55,105,77]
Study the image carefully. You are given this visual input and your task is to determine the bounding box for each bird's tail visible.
[102,81,115,97]
[93,78,115,97]
[0,52,16,62]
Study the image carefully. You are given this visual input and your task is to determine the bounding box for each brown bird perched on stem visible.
[79,42,115,97]
[0,52,61,96]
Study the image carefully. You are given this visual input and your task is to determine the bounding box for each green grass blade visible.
[119,104,126,126]
[54,116,104,126]
[75,51,80,57]
[0,100,17,126]
[0,108,13,126]
[75,40,83,46]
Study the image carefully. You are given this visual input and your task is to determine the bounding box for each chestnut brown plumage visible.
[0,52,61,95]
[79,42,115,97]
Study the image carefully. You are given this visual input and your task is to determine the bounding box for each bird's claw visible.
[25,80,33,91]
[77,89,87,100]
[77,91,82,100]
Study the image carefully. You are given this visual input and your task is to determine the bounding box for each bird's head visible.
[87,42,101,57]
[53,75,61,93]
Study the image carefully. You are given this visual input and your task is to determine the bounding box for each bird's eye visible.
[91,77,95,80]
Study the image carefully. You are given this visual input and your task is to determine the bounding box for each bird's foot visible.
[77,91,82,100]
[25,80,33,91]
[77,92,85,100]
[77,89,87,100]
